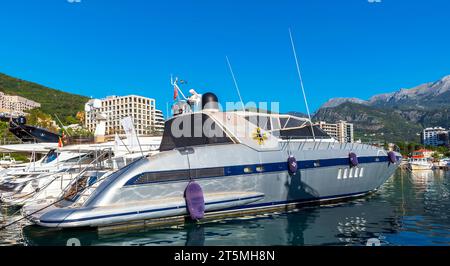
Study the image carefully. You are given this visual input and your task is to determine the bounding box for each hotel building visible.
[154,109,165,133]
[421,127,449,147]
[85,95,163,136]
[0,92,41,116]
[317,120,354,143]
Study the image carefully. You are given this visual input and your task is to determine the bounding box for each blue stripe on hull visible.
[124,155,394,186]
[40,191,371,225]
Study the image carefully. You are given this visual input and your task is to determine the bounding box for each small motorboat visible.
[434,158,450,169]
[408,158,434,171]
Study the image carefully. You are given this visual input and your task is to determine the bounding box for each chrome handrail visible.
[54,148,114,201]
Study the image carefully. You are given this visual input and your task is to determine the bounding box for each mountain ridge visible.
[314,75,450,142]
[320,74,450,110]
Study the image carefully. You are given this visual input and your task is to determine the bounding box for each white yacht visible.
[24,89,401,229]
[1,136,161,207]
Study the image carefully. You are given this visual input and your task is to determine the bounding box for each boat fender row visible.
[185,181,205,221]
[388,151,397,164]
[349,152,359,167]
[288,155,298,175]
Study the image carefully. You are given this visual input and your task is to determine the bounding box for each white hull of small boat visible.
[409,163,433,170]
[1,175,74,207]
[26,191,264,228]
[408,158,434,171]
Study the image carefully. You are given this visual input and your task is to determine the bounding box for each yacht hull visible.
[26,145,400,228]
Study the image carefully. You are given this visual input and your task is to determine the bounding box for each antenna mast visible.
[226,56,245,114]
[289,28,316,141]
[171,75,188,100]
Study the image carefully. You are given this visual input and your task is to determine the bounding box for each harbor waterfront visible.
[1,1,450,254]
[1,168,449,246]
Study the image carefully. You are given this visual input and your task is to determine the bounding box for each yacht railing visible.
[2,148,113,204]
[59,155,146,207]
[279,138,382,152]
[55,148,114,201]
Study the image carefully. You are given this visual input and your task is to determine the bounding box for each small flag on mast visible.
[173,85,179,100]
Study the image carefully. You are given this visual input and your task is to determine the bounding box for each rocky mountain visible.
[314,75,450,142]
[369,75,450,110]
[320,75,450,111]
[287,111,308,118]
[320,97,369,108]
[314,103,426,142]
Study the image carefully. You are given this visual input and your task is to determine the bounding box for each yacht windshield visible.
[276,126,331,140]
[42,150,59,163]
[242,113,332,140]
[159,113,233,151]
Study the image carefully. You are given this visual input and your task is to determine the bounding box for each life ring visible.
[288,155,298,175]
[388,151,397,164]
[349,152,358,167]
[185,181,205,220]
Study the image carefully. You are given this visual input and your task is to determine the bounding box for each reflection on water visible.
[2,169,450,246]
[0,207,27,246]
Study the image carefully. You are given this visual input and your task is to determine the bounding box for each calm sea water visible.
[1,169,449,246]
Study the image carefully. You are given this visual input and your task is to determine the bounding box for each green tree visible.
[0,121,19,144]
[64,116,79,125]
[431,152,441,160]
[444,150,450,157]
[65,127,93,137]
[1,72,89,125]
[26,109,58,132]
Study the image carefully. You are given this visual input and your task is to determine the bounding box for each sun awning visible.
[0,143,58,153]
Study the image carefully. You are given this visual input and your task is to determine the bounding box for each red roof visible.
[411,149,433,159]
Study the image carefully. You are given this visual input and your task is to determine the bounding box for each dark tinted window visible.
[279,117,289,128]
[277,125,331,139]
[130,167,225,185]
[43,150,59,163]
[284,118,304,128]
[245,115,271,130]
[160,113,233,151]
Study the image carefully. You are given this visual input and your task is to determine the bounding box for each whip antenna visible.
[226,56,245,114]
[289,28,316,140]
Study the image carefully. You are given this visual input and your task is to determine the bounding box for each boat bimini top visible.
[159,106,333,153]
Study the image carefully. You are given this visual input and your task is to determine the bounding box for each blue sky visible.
[0,0,449,115]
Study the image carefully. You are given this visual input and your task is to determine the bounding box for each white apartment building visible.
[317,120,354,143]
[154,109,165,133]
[0,91,41,116]
[422,127,448,147]
[85,95,160,136]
